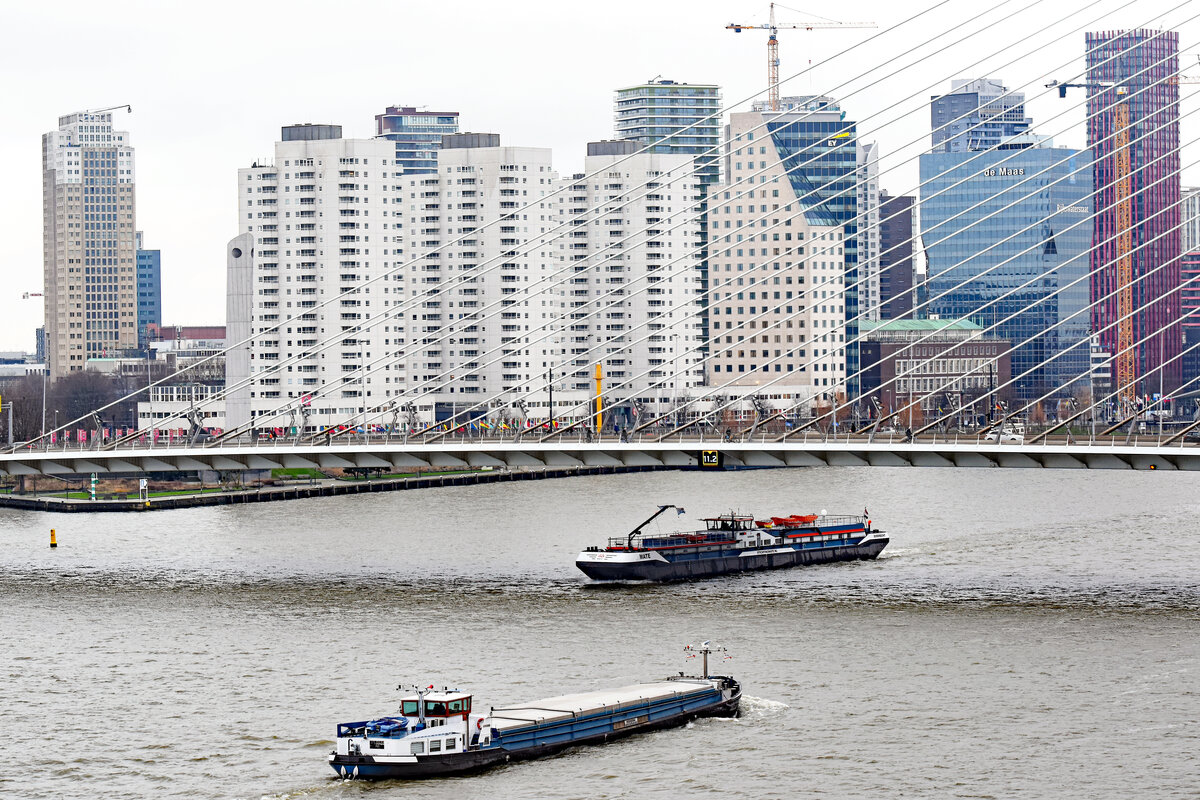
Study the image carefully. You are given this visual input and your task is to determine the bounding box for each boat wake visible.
[738,694,791,718]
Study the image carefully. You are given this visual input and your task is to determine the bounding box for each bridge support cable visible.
[396,7,1181,445]
[648,74,1190,443]
[291,0,1121,443]
[75,1,1190,450]
[963,247,1200,444]
[801,144,1197,443]
[539,28,1192,442]
[672,43,1195,441]
[25,3,1180,453]
[530,47,1195,443]
[867,188,1200,443]
[11,1,954,456]
[1005,303,1200,446]
[158,0,1015,449]
[928,254,1199,445]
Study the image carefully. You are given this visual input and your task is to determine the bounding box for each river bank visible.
[0,463,677,512]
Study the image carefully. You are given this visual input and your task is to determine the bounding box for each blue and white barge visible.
[576,505,888,582]
[329,644,740,779]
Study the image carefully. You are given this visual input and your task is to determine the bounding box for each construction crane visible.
[727,4,875,112]
[84,104,132,116]
[1046,79,1135,407]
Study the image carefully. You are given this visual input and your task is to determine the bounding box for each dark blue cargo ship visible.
[576,505,888,581]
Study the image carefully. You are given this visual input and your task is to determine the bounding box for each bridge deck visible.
[1,435,1197,475]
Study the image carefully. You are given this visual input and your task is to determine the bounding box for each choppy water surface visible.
[1,467,1196,799]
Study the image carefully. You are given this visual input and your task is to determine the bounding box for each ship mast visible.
[685,641,728,679]
[399,684,433,726]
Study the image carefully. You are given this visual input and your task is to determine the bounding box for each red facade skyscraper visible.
[1086,30,1181,394]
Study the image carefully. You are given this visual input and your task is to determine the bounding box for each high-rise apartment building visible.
[920,145,1094,400]
[555,141,703,414]
[615,79,721,361]
[402,133,564,419]
[375,106,460,175]
[615,79,721,183]
[930,78,1032,153]
[226,124,397,432]
[135,231,161,350]
[878,191,915,320]
[42,110,137,378]
[706,110,851,411]
[1086,29,1182,393]
[857,142,881,321]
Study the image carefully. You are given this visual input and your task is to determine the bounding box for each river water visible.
[1,467,1196,799]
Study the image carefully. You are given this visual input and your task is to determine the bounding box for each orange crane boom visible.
[727,3,875,112]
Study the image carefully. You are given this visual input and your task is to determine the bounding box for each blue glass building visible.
[374,106,460,174]
[135,231,161,351]
[919,146,1093,400]
[762,97,860,394]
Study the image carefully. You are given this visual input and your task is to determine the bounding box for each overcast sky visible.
[3,0,1197,352]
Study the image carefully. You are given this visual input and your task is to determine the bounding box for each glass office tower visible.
[920,146,1094,400]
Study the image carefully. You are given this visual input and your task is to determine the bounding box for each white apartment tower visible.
[226,124,398,432]
[403,133,562,416]
[43,110,137,379]
[707,111,848,410]
[556,141,703,413]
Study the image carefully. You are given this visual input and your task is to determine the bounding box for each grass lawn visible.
[271,468,326,479]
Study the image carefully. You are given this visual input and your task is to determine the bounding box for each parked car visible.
[985,428,1025,444]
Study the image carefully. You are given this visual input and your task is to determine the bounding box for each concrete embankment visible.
[0,464,677,513]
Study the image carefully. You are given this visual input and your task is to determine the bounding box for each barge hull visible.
[577,538,888,582]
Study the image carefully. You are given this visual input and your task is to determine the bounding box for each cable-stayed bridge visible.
[17,1,1200,482]
[3,433,1199,476]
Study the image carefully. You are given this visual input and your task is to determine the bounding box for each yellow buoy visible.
[50,529,57,548]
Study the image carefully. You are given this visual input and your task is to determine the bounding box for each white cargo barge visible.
[329,644,740,779]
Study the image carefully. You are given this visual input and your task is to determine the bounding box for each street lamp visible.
[21,292,47,446]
